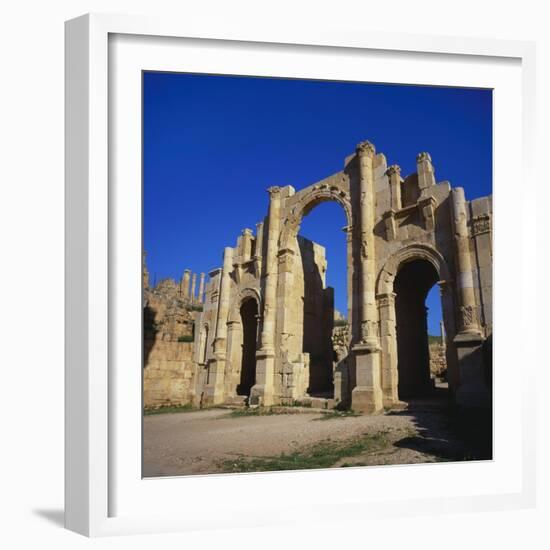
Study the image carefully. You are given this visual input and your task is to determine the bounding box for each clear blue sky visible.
[143,72,492,335]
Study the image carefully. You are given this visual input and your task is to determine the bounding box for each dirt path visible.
[143,395,473,477]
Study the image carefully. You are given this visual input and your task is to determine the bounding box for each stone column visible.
[377,292,400,407]
[190,273,197,303]
[451,188,481,335]
[387,164,402,211]
[344,225,354,325]
[253,222,264,278]
[198,272,205,304]
[451,188,487,407]
[204,247,233,404]
[251,186,281,406]
[351,141,383,413]
[225,319,242,398]
[182,269,191,299]
[241,228,253,262]
[417,152,436,194]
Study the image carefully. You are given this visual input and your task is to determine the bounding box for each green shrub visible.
[178,334,194,343]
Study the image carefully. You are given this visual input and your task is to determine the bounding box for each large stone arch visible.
[279,184,352,250]
[272,183,355,400]
[375,243,458,404]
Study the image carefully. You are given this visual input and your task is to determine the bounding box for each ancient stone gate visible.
[194,141,492,413]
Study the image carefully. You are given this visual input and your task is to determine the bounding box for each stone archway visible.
[276,185,354,400]
[394,259,439,398]
[376,244,457,405]
[226,288,261,398]
[237,298,259,396]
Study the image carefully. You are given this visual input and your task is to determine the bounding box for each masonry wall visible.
[143,340,196,408]
[142,267,202,409]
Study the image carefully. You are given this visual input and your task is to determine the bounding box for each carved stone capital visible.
[360,320,379,344]
[460,305,480,331]
[386,164,401,177]
[267,186,281,197]
[416,152,432,163]
[356,140,376,157]
[242,227,253,237]
[471,214,491,236]
[277,247,296,271]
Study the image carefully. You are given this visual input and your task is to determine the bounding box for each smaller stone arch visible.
[228,287,262,324]
[376,243,452,296]
[225,288,261,398]
[376,243,457,403]
[279,184,353,250]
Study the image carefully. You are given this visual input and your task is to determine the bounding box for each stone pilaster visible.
[377,292,400,407]
[204,247,233,404]
[419,196,436,231]
[276,247,297,357]
[417,152,436,193]
[343,225,354,329]
[251,186,281,406]
[253,222,264,278]
[351,141,383,413]
[451,188,481,335]
[225,319,242,398]
[387,164,402,211]
[241,228,253,262]
[451,188,487,407]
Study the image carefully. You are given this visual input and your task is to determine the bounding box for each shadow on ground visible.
[387,387,493,462]
[33,509,64,527]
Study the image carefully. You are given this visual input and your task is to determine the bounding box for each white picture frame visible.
[65,12,537,537]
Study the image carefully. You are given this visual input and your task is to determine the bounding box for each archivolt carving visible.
[279,185,352,249]
[376,243,451,295]
[227,287,261,323]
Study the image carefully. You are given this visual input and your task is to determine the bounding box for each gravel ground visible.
[143,393,473,477]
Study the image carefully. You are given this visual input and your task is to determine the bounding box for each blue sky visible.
[143,72,492,335]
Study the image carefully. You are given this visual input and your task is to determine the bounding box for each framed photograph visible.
[65,13,536,536]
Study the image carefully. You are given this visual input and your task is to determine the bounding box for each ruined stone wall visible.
[143,340,195,408]
[143,260,205,409]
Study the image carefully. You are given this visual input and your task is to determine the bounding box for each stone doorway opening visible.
[299,201,348,399]
[394,259,441,400]
[236,298,258,397]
